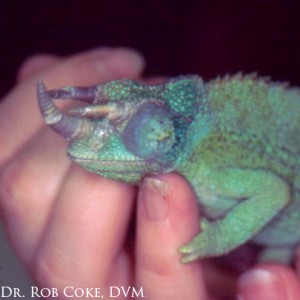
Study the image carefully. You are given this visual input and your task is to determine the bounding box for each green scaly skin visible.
[37,74,300,264]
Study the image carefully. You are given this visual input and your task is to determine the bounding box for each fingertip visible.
[138,173,200,246]
[138,177,169,222]
[135,173,206,299]
[68,47,145,83]
[97,47,145,77]
[17,47,145,87]
[17,54,61,82]
[238,263,300,300]
[39,47,145,87]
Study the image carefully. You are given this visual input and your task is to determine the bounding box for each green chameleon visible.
[37,74,300,264]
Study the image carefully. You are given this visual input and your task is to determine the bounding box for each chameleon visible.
[37,74,300,264]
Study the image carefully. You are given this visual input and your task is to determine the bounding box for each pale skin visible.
[0,48,300,299]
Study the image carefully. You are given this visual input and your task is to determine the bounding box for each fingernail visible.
[238,268,287,300]
[115,47,145,69]
[139,177,169,221]
[92,47,145,72]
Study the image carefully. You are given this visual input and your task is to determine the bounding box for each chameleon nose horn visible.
[37,81,93,141]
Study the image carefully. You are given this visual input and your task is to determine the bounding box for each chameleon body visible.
[37,74,300,263]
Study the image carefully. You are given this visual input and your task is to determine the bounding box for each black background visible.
[0,1,299,98]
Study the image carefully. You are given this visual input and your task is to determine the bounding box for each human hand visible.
[0,48,299,300]
[0,48,205,299]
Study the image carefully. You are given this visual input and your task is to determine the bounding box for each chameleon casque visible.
[37,74,300,264]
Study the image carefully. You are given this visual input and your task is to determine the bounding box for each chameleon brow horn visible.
[37,81,94,141]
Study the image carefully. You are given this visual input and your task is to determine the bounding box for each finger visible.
[238,263,300,300]
[17,54,61,82]
[0,129,70,263]
[0,47,145,167]
[135,173,207,299]
[34,166,136,292]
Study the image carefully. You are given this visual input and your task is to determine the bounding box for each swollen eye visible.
[121,103,175,159]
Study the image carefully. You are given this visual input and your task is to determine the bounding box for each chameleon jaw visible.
[69,155,152,183]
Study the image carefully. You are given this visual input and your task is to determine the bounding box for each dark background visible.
[0,1,299,98]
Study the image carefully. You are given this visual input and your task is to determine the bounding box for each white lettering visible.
[64,286,102,298]
[64,286,73,298]
[1,286,12,297]
[110,286,120,297]
[110,286,145,298]
[131,287,145,297]
[1,286,23,297]
[121,286,131,297]
[31,286,58,297]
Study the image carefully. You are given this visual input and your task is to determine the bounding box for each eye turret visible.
[121,102,175,159]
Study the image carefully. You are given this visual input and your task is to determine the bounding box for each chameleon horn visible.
[37,81,93,141]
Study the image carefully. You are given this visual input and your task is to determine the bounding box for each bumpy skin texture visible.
[37,74,300,264]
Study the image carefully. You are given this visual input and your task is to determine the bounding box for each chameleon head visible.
[37,77,205,183]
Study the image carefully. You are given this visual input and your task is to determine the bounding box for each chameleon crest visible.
[37,74,300,264]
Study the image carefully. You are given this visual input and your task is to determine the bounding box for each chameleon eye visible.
[121,102,175,159]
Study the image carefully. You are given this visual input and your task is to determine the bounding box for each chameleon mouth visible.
[68,154,148,172]
[69,154,153,183]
